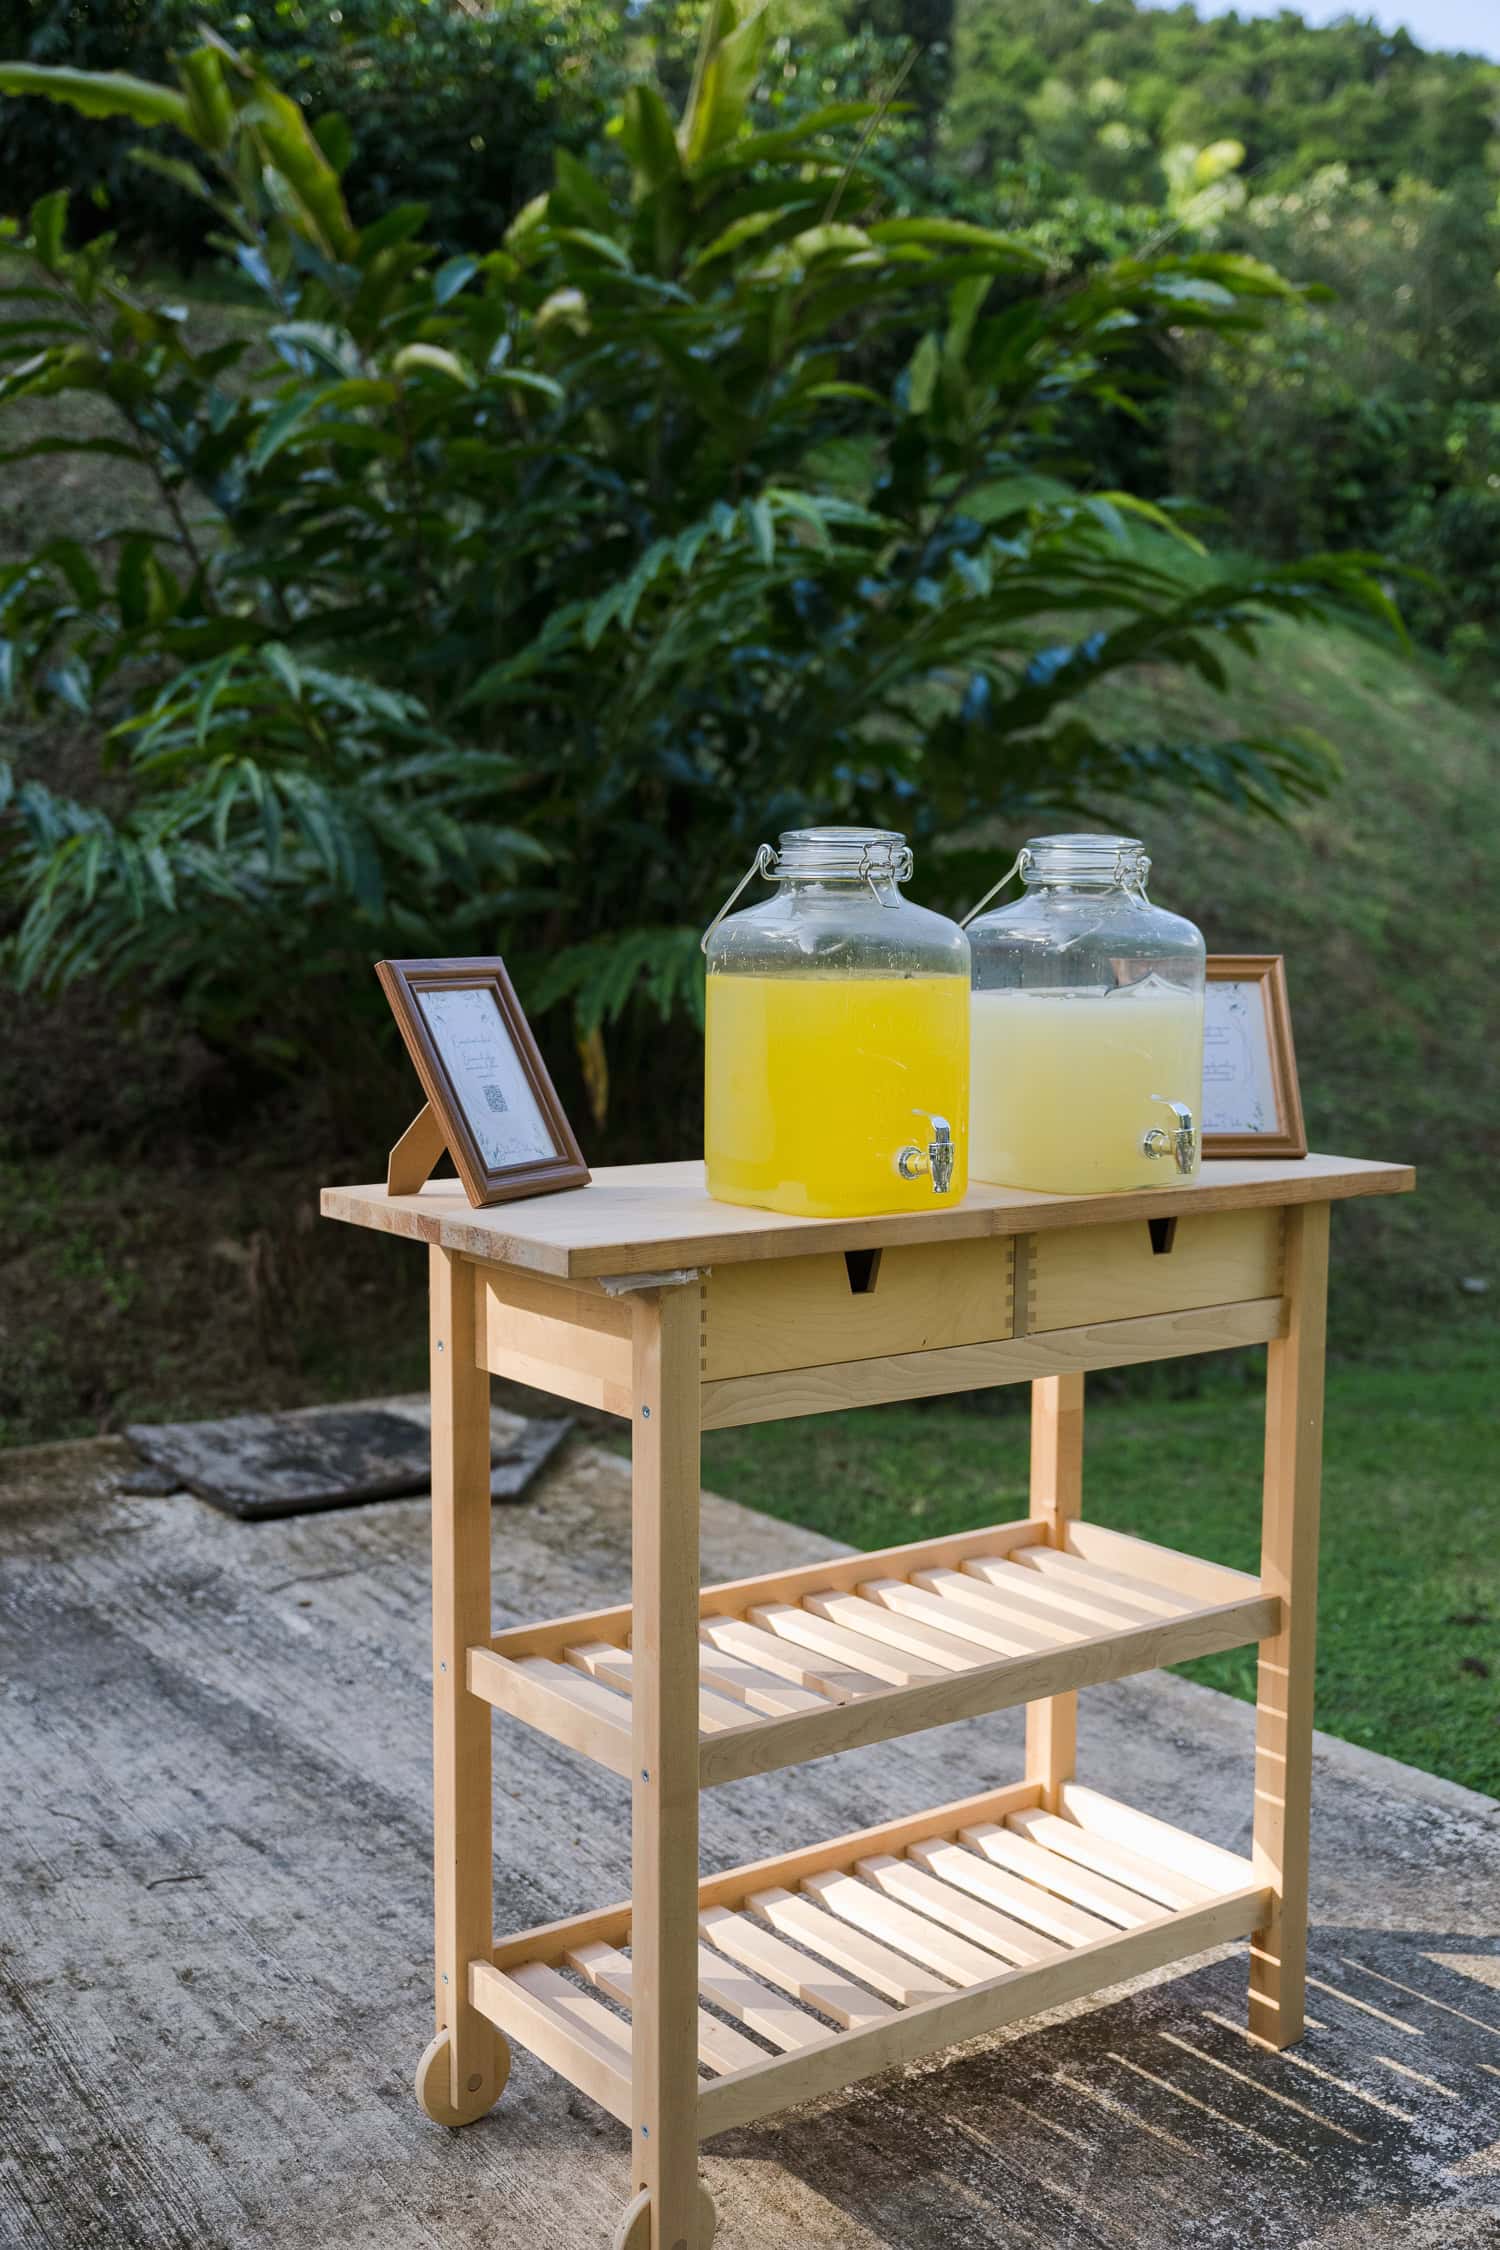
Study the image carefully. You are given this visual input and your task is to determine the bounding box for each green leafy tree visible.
[0,4,1397,1121]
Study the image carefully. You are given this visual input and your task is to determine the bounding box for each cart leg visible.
[1249,1202,1329,2052]
[623,1284,713,2250]
[1025,1373,1085,1813]
[417,1244,508,2127]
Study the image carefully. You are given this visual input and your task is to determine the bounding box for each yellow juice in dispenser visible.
[970,982,1203,1193]
[706,972,970,1217]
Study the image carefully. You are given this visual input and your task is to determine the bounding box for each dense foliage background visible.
[0,0,1494,1448]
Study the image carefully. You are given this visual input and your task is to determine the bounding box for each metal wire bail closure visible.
[701,843,778,953]
[702,831,917,951]
[960,839,1152,926]
[959,850,1030,928]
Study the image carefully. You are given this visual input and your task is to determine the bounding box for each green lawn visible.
[697,1326,1500,1798]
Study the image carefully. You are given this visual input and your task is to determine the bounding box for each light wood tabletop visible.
[321,1152,1414,1280]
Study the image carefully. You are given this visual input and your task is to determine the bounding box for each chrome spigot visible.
[1141,1098,1198,1176]
[897,1111,956,1195]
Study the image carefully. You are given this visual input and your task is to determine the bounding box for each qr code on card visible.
[482,1083,509,1114]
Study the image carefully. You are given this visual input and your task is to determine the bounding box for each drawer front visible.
[700,1237,1014,1381]
[1025,1209,1284,1335]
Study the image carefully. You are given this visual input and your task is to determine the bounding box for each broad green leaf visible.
[392,343,475,387]
[313,110,354,177]
[179,46,235,152]
[241,75,357,260]
[30,190,69,271]
[0,65,192,135]
[870,218,1048,270]
[619,85,681,198]
[907,332,941,416]
[681,0,768,170]
[434,255,479,306]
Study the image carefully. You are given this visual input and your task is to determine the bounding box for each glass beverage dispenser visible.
[703,827,970,1218]
[966,833,1205,1193]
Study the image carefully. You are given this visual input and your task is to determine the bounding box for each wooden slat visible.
[699,1615,882,1702]
[494,1516,1046,1664]
[963,1554,1159,1631]
[470,1959,634,2125]
[695,1886,1271,2139]
[856,1854,1066,1967]
[1013,1544,1198,1619]
[695,1593,1277,1790]
[324,1151,1413,1277]
[699,1298,1289,1429]
[1059,1786,1256,1896]
[565,1942,767,2077]
[910,1567,1079,1647]
[509,1962,631,2062]
[563,1639,779,1735]
[1009,1808,1215,1912]
[490,1778,1045,1973]
[747,1601,949,1688]
[695,1646,826,1716]
[1064,1520,1264,1607]
[563,1639,634,1690]
[803,1869,1000,1987]
[958,1822,1159,1930]
[907,1837,1114,1948]
[750,1887,950,2008]
[694,1946,826,2051]
[860,1575,1062,1656]
[466,1647,635,1779]
[802,1587,987,1672]
[699,1906,894,2029]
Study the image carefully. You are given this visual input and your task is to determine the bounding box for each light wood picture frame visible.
[376,956,589,1208]
[1202,954,1307,1159]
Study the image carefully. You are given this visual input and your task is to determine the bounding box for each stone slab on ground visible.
[122,1395,572,1516]
[0,1426,1496,2250]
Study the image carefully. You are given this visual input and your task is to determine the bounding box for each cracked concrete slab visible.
[1,1424,1496,2250]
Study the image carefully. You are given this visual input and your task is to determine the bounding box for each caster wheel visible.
[612,2182,717,2249]
[414,2026,509,2127]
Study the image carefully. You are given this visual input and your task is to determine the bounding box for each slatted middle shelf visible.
[470,1777,1269,2138]
[467,1517,1277,1787]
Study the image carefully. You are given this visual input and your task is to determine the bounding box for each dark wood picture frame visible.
[1202,954,1307,1160]
[376,956,589,1209]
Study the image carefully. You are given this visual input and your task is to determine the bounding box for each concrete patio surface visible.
[1,1416,1497,2250]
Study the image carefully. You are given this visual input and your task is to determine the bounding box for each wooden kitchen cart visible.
[321,1152,1412,2250]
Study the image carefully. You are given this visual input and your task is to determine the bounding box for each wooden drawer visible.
[700,1237,1014,1382]
[1025,1209,1284,1335]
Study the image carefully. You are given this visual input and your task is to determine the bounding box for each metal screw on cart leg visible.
[436,1339,444,1352]
[641,1404,651,1418]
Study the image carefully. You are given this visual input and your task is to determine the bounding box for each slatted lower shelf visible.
[471,1777,1270,2137]
[468,1517,1277,1785]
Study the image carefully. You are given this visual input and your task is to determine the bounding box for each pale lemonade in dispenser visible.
[971,983,1203,1193]
[703,829,970,1219]
[965,834,1206,1195]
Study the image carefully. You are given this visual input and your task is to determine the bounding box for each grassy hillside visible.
[1100,610,1497,1349]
